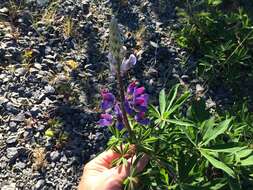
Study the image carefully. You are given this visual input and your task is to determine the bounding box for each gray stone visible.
[60,154,67,162]
[34,63,42,70]
[44,85,55,94]
[6,147,18,159]
[0,7,9,14]
[35,179,45,189]
[37,124,45,132]
[50,151,60,161]
[6,135,18,145]
[30,106,41,117]
[1,183,16,190]
[12,113,25,122]
[15,68,26,77]
[6,102,19,114]
[14,162,26,169]
[0,96,8,105]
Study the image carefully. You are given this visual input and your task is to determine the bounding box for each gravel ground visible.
[0,0,211,189]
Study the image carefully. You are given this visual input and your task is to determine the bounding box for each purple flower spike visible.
[135,112,150,125]
[101,90,115,111]
[99,113,113,126]
[120,54,137,75]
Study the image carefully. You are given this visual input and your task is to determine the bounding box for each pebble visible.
[14,162,26,170]
[1,183,16,190]
[44,85,55,94]
[6,147,18,160]
[0,96,8,105]
[6,136,18,145]
[15,68,26,77]
[35,179,45,189]
[50,151,60,161]
[0,7,8,14]
[12,113,25,122]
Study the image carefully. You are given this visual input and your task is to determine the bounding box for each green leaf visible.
[168,91,190,115]
[166,119,195,127]
[159,89,166,115]
[45,128,54,137]
[166,84,180,112]
[202,143,247,153]
[200,149,235,177]
[236,149,253,159]
[201,118,232,146]
[240,156,253,166]
[143,136,158,144]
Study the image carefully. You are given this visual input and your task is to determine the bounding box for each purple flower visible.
[120,54,137,75]
[134,94,149,112]
[127,81,137,95]
[107,53,137,76]
[135,112,150,125]
[101,90,115,111]
[114,104,124,130]
[98,113,113,126]
[98,82,149,130]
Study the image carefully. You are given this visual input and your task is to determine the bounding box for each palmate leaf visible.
[200,149,235,177]
[201,118,232,146]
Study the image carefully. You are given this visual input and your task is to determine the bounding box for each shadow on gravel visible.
[47,104,108,163]
[111,2,140,30]
[148,0,175,24]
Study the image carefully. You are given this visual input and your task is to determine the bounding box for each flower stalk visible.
[109,17,135,140]
[115,57,135,141]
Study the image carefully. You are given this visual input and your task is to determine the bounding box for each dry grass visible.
[29,147,47,171]
[63,16,75,38]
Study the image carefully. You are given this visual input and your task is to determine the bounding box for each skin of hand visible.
[78,149,149,190]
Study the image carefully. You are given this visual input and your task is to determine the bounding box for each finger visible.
[91,149,121,169]
[110,153,150,181]
[135,154,150,173]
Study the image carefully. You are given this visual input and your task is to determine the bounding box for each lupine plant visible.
[99,17,253,190]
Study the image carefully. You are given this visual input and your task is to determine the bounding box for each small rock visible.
[60,154,67,162]
[50,150,60,161]
[44,85,55,94]
[15,68,26,77]
[9,121,17,128]
[34,63,42,70]
[0,96,8,105]
[196,84,204,93]
[35,179,45,190]
[12,113,25,122]
[0,7,8,14]
[6,102,19,114]
[14,162,26,170]
[30,106,41,117]
[6,135,18,145]
[1,183,16,190]
[6,147,18,159]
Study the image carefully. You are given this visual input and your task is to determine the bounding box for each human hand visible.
[78,149,149,190]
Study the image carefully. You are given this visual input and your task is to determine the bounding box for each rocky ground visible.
[0,0,214,189]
